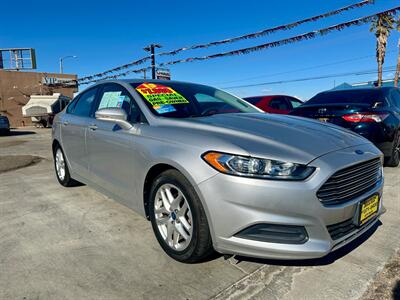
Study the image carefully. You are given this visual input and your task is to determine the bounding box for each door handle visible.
[63,121,69,126]
[88,124,98,130]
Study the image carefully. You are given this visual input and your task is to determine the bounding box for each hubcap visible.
[395,136,400,154]
[55,149,66,181]
[154,184,193,251]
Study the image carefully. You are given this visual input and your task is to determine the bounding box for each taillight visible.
[342,113,389,123]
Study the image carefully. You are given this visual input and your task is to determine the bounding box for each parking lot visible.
[0,128,399,300]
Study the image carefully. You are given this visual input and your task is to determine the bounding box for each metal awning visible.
[22,93,71,117]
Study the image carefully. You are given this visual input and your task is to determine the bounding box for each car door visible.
[86,83,142,204]
[267,97,291,114]
[61,87,99,179]
[389,89,400,119]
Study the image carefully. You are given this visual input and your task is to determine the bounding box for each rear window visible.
[130,82,259,118]
[306,90,385,105]
[243,97,263,105]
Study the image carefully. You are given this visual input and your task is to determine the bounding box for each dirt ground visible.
[363,250,400,300]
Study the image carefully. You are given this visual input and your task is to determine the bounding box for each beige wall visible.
[0,70,77,127]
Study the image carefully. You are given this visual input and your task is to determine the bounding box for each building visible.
[0,70,77,127]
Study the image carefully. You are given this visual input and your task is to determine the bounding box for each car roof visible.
[243,95,301,101]
[244,95,299,98]
[111,79,202,86]
[317,87,395,95]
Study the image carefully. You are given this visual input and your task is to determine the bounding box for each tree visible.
[394,19,400,88]
[370,13,395,87]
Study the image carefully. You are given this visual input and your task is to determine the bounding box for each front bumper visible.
[197,143,384,260]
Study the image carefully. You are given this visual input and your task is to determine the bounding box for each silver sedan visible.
[52,80,384,263]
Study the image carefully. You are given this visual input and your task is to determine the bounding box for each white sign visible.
[42,76,75,86]
[156,69,171,80]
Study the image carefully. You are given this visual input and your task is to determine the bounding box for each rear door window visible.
[307,90,384,105]
[287,97,302,109]
[69,87,98,117]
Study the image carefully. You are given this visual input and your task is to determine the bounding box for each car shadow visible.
[2,130,37,136]
[233,220,382,267]
[393,280,400,300]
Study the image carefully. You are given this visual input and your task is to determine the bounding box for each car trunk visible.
[291,103,372,129]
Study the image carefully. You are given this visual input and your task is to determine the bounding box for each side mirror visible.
[95,108,133,130]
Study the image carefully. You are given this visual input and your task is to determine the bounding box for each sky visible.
[1,0,400,100]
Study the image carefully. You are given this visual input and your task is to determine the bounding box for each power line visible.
[79,67,151,85]
[156,6,400,69]
[76,5,400,85]
[157,0,374,56]
[213,50,397,85]
[222,66,397,89]
[77,55,151,82]
[76,1,375,83]
[80,6,400,85]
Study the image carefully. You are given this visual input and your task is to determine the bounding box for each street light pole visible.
[59,55,77,74]
[144,44,161,79]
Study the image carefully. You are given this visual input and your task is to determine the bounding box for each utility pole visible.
[144,44,161,79]
[394,38,400,88]
[59,55,77,74]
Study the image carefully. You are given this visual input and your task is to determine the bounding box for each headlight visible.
[202,151,315,180]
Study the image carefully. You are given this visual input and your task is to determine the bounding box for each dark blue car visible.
[291,87,400,167]
[0,115,10,135]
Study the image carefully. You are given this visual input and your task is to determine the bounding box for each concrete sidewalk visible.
[0,128,399,300]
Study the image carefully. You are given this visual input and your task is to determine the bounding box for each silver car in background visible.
[52,80,384,263]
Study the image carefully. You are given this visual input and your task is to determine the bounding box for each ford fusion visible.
[52,80,384,263]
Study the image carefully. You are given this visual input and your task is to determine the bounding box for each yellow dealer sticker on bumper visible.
[136,83,189,106]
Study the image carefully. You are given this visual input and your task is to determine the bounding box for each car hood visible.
[151,113,372,164]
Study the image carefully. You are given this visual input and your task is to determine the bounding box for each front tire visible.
[149,169,214,263]
[385,130,400,167]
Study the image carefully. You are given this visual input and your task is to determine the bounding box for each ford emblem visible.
[355,150,364,155]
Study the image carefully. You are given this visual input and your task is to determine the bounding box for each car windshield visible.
[130,81,260,118]
[305,89,385,105]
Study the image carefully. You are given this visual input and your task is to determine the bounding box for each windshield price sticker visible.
[153,104,177,114]
[136,83,189,106]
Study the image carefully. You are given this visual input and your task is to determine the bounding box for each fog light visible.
[235,224,308,244]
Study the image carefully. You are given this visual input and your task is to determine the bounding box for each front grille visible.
[327,216,377,240]
[317,158,381,206]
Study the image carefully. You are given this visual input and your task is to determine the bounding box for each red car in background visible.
[244,95,303,114]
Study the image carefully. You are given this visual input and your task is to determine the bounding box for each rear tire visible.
[385,130,400,167]
[149,169,214,263]
[53,146,80,187]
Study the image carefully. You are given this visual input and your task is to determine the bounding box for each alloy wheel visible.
[395,135,400,154]
[55,148,66,181]
[154,183,193,251]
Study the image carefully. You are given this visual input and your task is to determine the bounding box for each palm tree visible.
[393,19,400,88]
[370,13,395,87]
